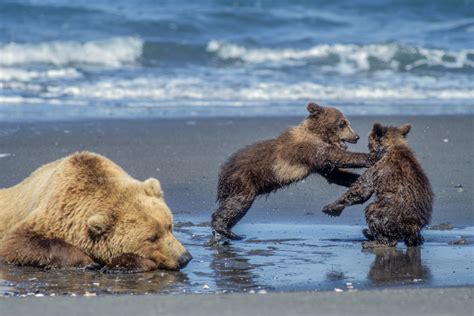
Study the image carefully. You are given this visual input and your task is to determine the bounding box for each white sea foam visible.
[0,96,87,106]
[0,68,82,81]
[8,77,470,104]
[207,40,474,73]
[0,37,143,67]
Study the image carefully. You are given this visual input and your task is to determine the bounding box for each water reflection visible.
[208,244,264,292]
[2,224,472,296]
[366,247,431,286]
[0,262,189,296]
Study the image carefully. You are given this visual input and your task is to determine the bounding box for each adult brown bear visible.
[0,152,192,272]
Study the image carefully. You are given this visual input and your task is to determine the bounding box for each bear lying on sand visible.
[323,123,433,248]
[211,102,379,242]
[0,152,192,272]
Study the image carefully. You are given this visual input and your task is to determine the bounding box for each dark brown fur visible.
[211,103,377,241]
[322,123,434,247]
[0,228,95,269]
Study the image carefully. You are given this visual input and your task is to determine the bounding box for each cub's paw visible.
[366,149,384,167]
[219,229,244,241]
[212,226,244,241]
[362,240,397,249]
[322,203,345,217]
[206,231,230,247]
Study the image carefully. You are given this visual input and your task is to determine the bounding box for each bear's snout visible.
[177,250,193,269]
[345,134,360,144]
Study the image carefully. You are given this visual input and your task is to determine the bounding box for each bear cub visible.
[211,102,378,242]
[322,123,433,248]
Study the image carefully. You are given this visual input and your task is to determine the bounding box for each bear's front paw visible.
[322,203,345,217]
[366,150,384,167]
[83,262,102,271]
[100,254,156,274]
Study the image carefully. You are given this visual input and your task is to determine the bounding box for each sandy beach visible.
[0,116,471,226]
[0,115,473,314]
[1,288,473,316]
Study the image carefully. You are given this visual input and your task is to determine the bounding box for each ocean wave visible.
[207,40,474,73]
[0,68,82,81]
[13,77,472,102]
[0,37,143,67]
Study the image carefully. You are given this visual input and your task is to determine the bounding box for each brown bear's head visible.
[305,102,360,150]
[368,122,411,152]
[85,177,192,271]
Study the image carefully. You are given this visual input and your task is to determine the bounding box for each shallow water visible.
[1,223,472,297]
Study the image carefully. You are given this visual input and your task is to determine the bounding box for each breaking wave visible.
[6,76,471,103]
[0,37,143,67]
[207,40,474,74]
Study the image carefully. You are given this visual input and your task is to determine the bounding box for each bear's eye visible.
[339,121,347,128]
[147,235,160,243]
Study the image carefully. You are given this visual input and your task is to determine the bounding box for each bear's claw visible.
[218,229,244,241]
[211,224,244,240]
[207,229,244,247]
[322,203,344,217]
[206,231,229,247]
[362,240,397,249]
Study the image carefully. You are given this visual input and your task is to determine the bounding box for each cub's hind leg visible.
[404,231,424,247]
[211,193,256,242]
[363,203,398,249]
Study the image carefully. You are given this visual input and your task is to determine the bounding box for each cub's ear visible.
[399,124,411,137]
[372,123,385,138]
[87,212,113,237]
[307,102,323,115]
[144,178,163,197]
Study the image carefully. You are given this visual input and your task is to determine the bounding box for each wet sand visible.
[1,223,473,295]
[1,287,473,316]
[0,116,472,227]
[0,116,473,312]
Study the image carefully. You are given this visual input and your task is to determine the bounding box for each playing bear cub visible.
[322,123,433,248]
[0,152,192,272]
[211,102,379,243]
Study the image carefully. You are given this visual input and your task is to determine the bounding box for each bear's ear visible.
[307,102,323,115]
[398,124,411,137]
[372,123,385,138]
[87,212,112,237]
[144,178,163,198]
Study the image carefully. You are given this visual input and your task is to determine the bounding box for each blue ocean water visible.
[0,0,473,120]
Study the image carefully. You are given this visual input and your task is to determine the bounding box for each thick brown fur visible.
[0,152,192,272]
[211,103,377,241]
[322,123,434,247]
